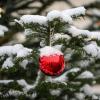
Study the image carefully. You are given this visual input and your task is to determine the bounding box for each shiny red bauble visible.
[39,46,65,76]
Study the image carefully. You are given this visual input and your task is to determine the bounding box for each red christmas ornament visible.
[39,46,65,76]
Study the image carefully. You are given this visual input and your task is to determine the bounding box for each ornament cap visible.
[40,46,63,57]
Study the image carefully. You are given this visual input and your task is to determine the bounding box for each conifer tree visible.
[0,6,100,100]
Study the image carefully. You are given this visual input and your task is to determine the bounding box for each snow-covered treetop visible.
[15,7,86,26]
[15,6,100,43]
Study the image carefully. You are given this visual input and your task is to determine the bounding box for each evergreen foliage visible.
[0,6,100,100]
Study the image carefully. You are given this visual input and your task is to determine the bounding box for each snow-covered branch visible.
[0,44,32,69]
[68,26,100,40]
[15,6,86,26]
[0,44,32,57]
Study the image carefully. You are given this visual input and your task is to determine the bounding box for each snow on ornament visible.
[39,46,65,76]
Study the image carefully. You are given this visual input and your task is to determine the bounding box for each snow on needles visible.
[0,44,32,57]
[17,79,33,92]
[77,71,94,79]
[53,33,71,40]
[0,25,8,36]
[68,26,100,40]
[20,59,28,69]
[47,10,61,21]
[2,57,14,69]
[46,68,80,83]
[0,80,13,84]
[83,43,98,57]
[62,7,86,17]
[50,89,61,96]
[82,84,100,96]
[68,26,90,37]
[16,6,86,25]
[83,42,100,58]
[15,15,47,26]
[47,7,85,23]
